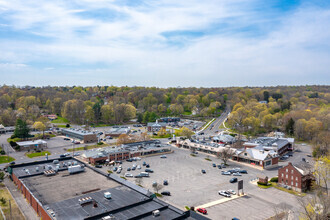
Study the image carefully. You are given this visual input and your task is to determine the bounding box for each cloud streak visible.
[0,0,329,87]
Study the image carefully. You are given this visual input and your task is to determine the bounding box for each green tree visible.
[33,121,46,138]
[285,118,295,135]
[14,119,30,139]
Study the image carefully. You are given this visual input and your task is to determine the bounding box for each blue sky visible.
[0,0,329,87]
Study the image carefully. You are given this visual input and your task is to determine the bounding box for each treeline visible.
[0,85,229,125]
[227,87,329,156]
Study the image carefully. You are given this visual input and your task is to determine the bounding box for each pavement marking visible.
[195,194,246,209]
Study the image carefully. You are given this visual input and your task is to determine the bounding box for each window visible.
[291,170,293,174]
[244,153,247,156]
[296,182,298,187]
[281,173,284,177]
[286,168,288,172]
[296,177,298,181]
[291,181,293,185]
[291,176,293,180]
[286,174,288,179]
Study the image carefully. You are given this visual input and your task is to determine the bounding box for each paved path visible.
[4,178,39,220]
[195,194,245,209]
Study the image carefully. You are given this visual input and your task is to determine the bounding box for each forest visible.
[0,85,329,154]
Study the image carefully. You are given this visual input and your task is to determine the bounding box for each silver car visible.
[218,190,231,197]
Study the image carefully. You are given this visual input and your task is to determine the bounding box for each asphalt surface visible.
[200,107,231,136]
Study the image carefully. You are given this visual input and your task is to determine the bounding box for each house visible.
[232,148,279,169]
[147,120,167,132]
[258,175,269,184]
[278,162,314,192]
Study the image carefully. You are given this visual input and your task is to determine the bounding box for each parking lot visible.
[98,146,263,207]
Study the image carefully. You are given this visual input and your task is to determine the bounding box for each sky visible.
[0,0,330,87]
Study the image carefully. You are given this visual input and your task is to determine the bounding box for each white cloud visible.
[0,0,329,86]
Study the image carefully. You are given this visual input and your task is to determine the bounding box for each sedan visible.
[201,169,206,174]
[221,171,231,175]
[218,190,231,197]
[197,208,207,214]
[212,163,216,167]
[226,189,236,195]
[230,178,238,183]
[217,165,222,169]
[127,168,131,171]
[161,191,171,196]
[233,172,242,176]
[124,173,133,178]
[239,170,248,174]
[160,155,167,158]
[163,180,168,185]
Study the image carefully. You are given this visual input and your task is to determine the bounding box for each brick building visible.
[147,120,167,132]
[278,162,314,192]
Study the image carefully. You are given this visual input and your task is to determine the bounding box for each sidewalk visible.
[195,194,246,209]
[4,178,39,220]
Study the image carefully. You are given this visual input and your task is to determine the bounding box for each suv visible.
[163,180,168,185]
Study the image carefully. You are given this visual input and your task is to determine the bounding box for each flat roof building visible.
[243,137,293,156]
[8,158,208,220]
[61,128,97,143]
[105,126,131,137]
[16,139,47,151]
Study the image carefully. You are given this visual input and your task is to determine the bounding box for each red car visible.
[197,208,207,214]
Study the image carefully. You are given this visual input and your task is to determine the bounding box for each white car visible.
[218,190,231,197]
[233,172,242,176]
[137,165,141,170]
[64,153,71,156]
[125,173,133,178]
[160,155,167,158]
[226,189,236,195]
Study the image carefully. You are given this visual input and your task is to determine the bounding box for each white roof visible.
[17,139,47,146]
[243,148,276,161]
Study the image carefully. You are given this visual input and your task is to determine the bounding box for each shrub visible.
[190,154,196,157]
[9,141,17,147]
[0,150,5,155]
[66,124,70,128]
[97,142,104,145]
[107,170,113,174]
[270,177,278,182]
[257,181,269,186]
[10,134,16,139]
[0,171,4,180]
[185,206,190,211]
[205,158,212,161]
[14,145,21,151]
[0,197,6,205]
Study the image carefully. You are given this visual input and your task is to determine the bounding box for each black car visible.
[163,180,168,185]
[217,165,222,169]
[126,159,133,162]
[132,166,136,170]
[230,178,238,183]
[127,167,131,171]
[113,167,118,171]
[212,163,216,167]
[135,174,143,178]
[9,161,16,165]
[239,170,248,174]
[161,191,171,196]
[145,169,153,173]
[59,154,66,158]
[143,162,147,166]
[146,164,150,168]
[95,165,102,168]
[201,169,206,174]
[64,138,70,141]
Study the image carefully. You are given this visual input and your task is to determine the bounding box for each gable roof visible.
[239,148,277,161]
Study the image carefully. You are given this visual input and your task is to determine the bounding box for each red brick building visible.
[278,162,314,192]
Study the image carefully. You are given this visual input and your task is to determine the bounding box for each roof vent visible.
[152,210,160,216]
[79,196,93,205]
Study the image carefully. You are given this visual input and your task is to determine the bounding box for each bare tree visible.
[272,203,290,220]
[219,147,234,165]
[135,178,143,186]
[152,183,164,193]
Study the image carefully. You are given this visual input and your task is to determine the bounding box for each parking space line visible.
[195,194,246,209]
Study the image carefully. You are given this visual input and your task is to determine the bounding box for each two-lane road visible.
[202,107,231,136]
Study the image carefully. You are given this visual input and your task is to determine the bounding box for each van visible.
[140,172,149,177]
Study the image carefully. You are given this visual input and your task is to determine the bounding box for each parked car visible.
[126,159,133,162]
[73,152,80,156]
[217,165,222,169]
[64,138,70,141]
[9,161,15,165]
[233,172,241,176]
[221,171,231,175]
[146,164,150,168]
[197,208,207,214]
[218,190,231,197]
[230,178,238,183]
[212,163,216,167]
[137,165,141,170]
[221,165,227,168]
[160,155,167,158]
[117,169,121,174]
[132,166,136,170]
[226,189,236,195]
[74,141,80,144]
[163,180,168,185]
[145,169,154,173]
[201,169,206,174]
[59,154,66,158]
[134,174,143,178]
[125,173,133,178]
[95,165,102,168]
[127,167,131,171]
[306,154,312,157]
[113,167,118,171]
[143,161,147,166]
[161,191,171,196]
[239,170,248,174]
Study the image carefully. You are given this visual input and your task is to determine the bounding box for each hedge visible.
[270,177,278,182]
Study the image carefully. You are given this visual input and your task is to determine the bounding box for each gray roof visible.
[61,128,94,135]
[293,162,313,175]
[147,122,166,127]
[245,137,289,151]
[16,139,47,146]
[240,148,277,161]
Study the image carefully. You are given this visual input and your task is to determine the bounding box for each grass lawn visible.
[152,134,172,139]
[0,184,25,220]
[0,156,15,164]
[257,183,273,189]
[182,111,192,115]
[26,151,51,158]
[51,116,70,124]
[271,182,306,197]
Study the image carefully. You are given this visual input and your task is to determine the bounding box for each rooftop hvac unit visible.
[68,165,85,174]
[152,210,160,217]
[78,196,93,205]
[35,166,39,172]
[102,215,115,220]
[44,170,56,176]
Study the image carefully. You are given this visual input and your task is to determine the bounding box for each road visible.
[202,107,231,136]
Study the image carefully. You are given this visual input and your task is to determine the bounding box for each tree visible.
[285,118,295,136]
[137,113,143,123]
[33,121,46,138]
[179,127,194,139]
[14,119,30,139]
[116,134,132,145]
[152,182,164,193]
[218,147,234,165]
[263,91,270,102]
[85,105,95,124]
